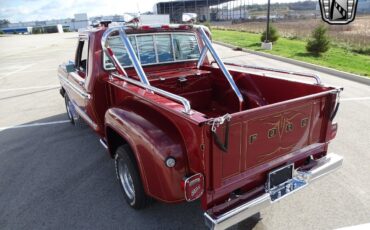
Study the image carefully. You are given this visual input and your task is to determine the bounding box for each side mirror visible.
[65,61,75,73]
[182,13,197,23]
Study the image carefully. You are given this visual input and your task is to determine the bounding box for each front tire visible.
[115,145,150,209]
[64,93,84,127]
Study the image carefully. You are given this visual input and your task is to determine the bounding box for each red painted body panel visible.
[58,26,341,216]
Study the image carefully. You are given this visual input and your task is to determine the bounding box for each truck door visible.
[66,37,96,129]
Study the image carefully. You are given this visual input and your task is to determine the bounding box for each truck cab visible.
[58,22,343,229]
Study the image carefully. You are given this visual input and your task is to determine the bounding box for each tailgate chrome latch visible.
[208,114,231,132]
[208,114,232,152]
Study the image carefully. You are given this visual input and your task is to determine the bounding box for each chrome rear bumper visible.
[204,153,343,230]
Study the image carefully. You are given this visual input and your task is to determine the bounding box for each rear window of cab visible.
[104,33,200,69]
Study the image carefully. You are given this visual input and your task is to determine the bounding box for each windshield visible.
[104,33,200,69]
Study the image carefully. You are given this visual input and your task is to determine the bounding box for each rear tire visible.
[115,145,151,209]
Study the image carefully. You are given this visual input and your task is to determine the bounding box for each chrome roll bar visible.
[197,27,244,110]
[111,73,192,115]
[101,26,151,86]
[221,62,323,85]
[102,26,192,115]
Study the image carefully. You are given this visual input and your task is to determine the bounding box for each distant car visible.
[58,22,343,229]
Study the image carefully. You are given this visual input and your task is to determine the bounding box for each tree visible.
[260,25,279,43]
[306,24,330,55]
[0,19,10,28]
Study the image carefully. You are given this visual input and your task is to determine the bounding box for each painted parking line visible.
[0,63,35,80]
[0,120,70,131]
[0,85,60,92]
[341,97,370,102]
[0,68,57,75]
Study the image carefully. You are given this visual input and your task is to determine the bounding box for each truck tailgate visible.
[205,89,339,208]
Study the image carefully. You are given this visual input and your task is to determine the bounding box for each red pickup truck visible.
[58,22,343,229]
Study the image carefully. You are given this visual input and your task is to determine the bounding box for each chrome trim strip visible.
[170,33,176,61]
[59,74,97,130]
[72,101,98,130]
[111,72,192,115]
[222,62,322,85]
[104,55,199,71]
[99,139,108,149]
[58,74,90,99]
[69,72,85,87]
[197,27,244,109]
[153,35,159,63]
[204,152,343,230]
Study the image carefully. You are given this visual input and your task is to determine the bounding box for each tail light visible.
[183,173,204,202]
[330,89,342,121]
[178,25,190,30]
[140,25,152,30]
[330,123,338,140]
[161,25,170,29]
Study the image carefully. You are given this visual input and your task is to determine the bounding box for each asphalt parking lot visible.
[0,33,369,230]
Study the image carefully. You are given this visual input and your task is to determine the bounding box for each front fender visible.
[105,100,188,203]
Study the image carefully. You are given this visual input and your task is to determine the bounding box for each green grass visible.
[212,29,370,77]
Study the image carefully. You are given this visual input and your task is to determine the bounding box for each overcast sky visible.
[1,0,305,22]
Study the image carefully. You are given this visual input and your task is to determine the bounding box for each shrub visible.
[0,30,4,34]
[306,24,330,55]
[352,46,370,55]
[260,25,279,43]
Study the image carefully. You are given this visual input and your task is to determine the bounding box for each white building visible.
[7,13,90,32]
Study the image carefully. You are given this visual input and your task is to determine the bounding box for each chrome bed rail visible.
[111,72,192,115]
[221,62,322,85]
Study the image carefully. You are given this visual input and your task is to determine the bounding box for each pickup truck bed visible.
[107,64,340,210]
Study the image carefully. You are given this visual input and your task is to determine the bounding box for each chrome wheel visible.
[115,145,150,209]
[66,99,74,120]
[118,159,135,202]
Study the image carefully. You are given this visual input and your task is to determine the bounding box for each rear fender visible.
[105,101,188,203]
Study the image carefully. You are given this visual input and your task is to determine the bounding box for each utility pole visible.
[261,0,272,50]
[265,0,271,42]
[206,0,209,21]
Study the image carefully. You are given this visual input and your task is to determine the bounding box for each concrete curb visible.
[214,41,370,86]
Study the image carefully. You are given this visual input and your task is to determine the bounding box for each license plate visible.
[268,164,293,190]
